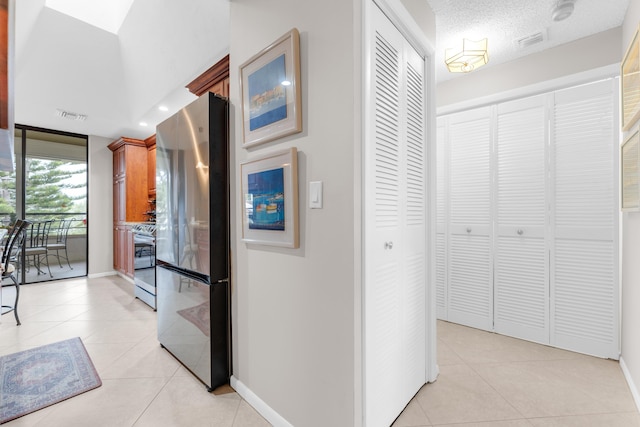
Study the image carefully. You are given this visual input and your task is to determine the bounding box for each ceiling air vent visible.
[56,109,87,121]
[515,29,547,49]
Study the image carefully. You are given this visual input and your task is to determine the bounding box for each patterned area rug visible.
[0,337,102,424]
[177,301,210,337]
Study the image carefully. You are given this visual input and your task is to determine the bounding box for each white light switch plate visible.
[309,181,323,209]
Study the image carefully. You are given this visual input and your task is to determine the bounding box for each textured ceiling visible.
[427,0,630,82]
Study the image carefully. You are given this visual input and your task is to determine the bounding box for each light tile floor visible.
[0,275,270,427]
[393,320,640,427]
[1,275,639,426]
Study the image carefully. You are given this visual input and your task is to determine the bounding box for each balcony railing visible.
[0,212,87,235]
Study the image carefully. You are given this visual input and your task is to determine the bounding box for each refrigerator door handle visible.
[157,260,211,285]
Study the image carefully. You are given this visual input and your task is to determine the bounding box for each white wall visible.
[437,27,622,108]
[229,1,358,425]
[87,135,115,276]
[621,0,640,411]
[229,1,436,424]
[117,0,229,120]
[400,0,436,43]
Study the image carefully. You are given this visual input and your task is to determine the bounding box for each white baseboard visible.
[230,376,293,427]
[620,357,640,413]
[113,272,135,283]
[87,270,118,279]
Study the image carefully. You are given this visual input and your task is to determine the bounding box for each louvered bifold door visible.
[494,95,549,344]
[551,79,619,359]
[364,3,427,426]
[447,107,493,331]
[402,40,427,402]
[436,119,447,320]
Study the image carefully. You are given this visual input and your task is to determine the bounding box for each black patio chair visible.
[47,218,75,269]
[1,219,32,325]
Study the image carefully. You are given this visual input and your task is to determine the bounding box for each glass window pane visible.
[21,128,88,283]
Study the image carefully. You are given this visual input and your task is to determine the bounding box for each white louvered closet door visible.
[447,107,493,331]
[436,119,447,320]
[494,95,549,344]
[364,3,427,427]
[551,79,619,358]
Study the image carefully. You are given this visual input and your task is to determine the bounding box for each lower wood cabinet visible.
[114,225,134,278]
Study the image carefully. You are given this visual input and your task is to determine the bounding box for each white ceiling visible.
[15,0,230,140]
[14,0,630,140]
[45,0,135,34]
[427,0,629,83]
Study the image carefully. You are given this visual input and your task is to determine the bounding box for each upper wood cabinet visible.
[113,144,126,178]
[145,135,156,196]
[108,137,148,223]
[186,54,229,98]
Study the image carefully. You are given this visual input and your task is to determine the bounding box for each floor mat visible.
[0,337,102,423]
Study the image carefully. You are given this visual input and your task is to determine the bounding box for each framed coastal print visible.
[239,28,302,148]
[622,25,640,131]
[240,147,299,248]
[622,130,640,211]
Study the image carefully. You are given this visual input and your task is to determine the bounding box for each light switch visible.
[309,181,323,209]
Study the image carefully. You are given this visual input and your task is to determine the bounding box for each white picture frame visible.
[239,28,302,148]
[240,147,299,248]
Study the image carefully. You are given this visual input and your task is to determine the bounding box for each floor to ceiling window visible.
[0,125,89,283]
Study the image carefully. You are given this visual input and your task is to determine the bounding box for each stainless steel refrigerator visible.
[155,92,230,391]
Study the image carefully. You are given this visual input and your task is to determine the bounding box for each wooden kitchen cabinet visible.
[108,137,148,223]
[207,78,229,97]
[113,225,127,276]
[186,54,229,97]
[145,135,156,196]
[125,227,135,276]
[113,177,126,223]
[108,137,149,275]
[113,225,135,278]
[113,144,125,178]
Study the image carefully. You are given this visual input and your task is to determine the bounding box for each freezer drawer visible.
[156,265,230,391]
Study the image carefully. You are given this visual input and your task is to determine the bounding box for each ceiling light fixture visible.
[551,0,576,22]
[444,38,489,73]
[158,105,169,112]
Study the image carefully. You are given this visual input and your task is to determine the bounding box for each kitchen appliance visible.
[131,223,156,309]
[155,93,230,391]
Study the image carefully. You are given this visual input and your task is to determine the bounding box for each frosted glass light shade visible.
[445,38,489,73]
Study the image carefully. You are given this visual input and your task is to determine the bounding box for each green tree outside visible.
[0,158,87,225]
[25,159,86,214]
[0,172,15,217]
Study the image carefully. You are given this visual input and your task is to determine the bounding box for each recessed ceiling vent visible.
[515,29,547,49]
[56,109,87,121]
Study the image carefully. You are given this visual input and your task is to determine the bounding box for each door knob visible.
[466,228,472,233]
[517,229,524,235]
[384,241,394,250]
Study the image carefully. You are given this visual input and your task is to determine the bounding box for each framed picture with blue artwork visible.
[240,28,302,148]
[240,147,299,248]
